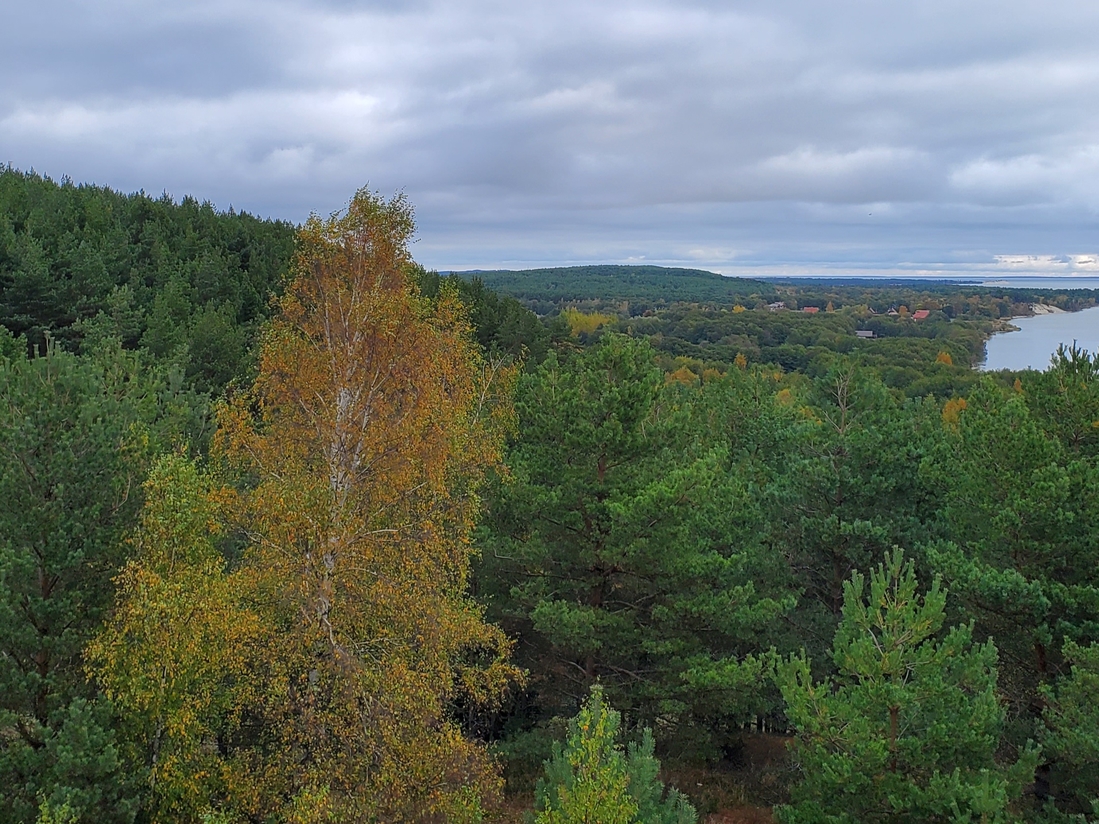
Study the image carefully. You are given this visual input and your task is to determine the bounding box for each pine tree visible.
[777,549,1037,824]
[770,363,937,665]
[1039,641,1099,818]
[480,335,787,754]
[532,686,695,824]
[922,378,1099,752]
[0,341,160,823]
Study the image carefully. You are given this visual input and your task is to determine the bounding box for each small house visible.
[802,306,820,314]
[912,309,931,321]
[855,330,875,339]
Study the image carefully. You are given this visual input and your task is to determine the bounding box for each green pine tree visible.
[922,377,1099,757]
[481,334,788,755]
[532,686,695,824]
[776,549,1038,823]
[1040,641,1099,819]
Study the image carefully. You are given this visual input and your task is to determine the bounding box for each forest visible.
[2,167,1099,824]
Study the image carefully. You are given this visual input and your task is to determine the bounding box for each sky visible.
[3,0,1098,276]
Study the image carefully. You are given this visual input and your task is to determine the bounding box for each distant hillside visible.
[455,265,775,308]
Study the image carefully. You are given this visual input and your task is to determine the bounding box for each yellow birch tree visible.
[214,189,518,821]
[88,454,261,823]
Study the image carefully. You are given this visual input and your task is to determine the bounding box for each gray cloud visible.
[3,0,1098,274]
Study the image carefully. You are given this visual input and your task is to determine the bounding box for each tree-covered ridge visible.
[0,167,296,392]
[457,263,1099,398]
[461,265,773,310]
[460,264,1098,318]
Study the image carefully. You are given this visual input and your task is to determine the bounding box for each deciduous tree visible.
[88,454,259,823]
[214,188,518,821]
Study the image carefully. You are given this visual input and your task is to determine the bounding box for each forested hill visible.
[0,167,296,391]
[458,264,773,309]
[462,263,1099,315]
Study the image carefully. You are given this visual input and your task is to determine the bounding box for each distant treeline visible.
[461,265,1099,317]
[464,265,774,311]
[457,265,1099,397]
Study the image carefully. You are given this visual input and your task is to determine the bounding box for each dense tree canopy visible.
[480,335,790,759]
[0,167,295,393]
[5,172,1099,822]
[0,339,195,822]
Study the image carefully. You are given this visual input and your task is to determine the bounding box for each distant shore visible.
[1030,303,1067,316]
[988,303,1068,338]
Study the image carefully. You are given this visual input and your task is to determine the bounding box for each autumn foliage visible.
[941,396,967,428]
[220,189,519,821]
[88,455,260,822]
[19,173,1099,822]
[95,189,519,822]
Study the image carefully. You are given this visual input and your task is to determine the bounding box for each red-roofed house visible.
[802,306,820,314]
[912,309,931,320]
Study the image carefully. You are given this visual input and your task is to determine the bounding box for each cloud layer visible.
[4,0,1098,274]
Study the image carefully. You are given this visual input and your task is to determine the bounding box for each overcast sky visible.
[3,0,1098,276]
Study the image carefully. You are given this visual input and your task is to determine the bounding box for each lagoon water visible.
[982,305,1099,371]
[977,278,1099,290]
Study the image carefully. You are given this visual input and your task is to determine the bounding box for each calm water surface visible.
[977,278,1099,289]
[982,306,1099,371]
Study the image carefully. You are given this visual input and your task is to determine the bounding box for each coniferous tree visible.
[777,550,1037,824]
[532,686,695,824]
[1024,344,1099,457]
[481,335,788,755]
[922,378,1099,748]
[0,167,295,393]
[1039,641,1099,819]
[771,363,939,660]
[0,340,162,823]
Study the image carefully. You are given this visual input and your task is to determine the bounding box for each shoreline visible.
[1029,303,1068,316]
[981,303,1099,371]
[991,302,1071,336]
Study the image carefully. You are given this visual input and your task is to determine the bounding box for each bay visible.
[982,305,1099,371]
[976,277,1099,290]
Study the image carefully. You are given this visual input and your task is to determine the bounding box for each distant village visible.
[765,301,931,338]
